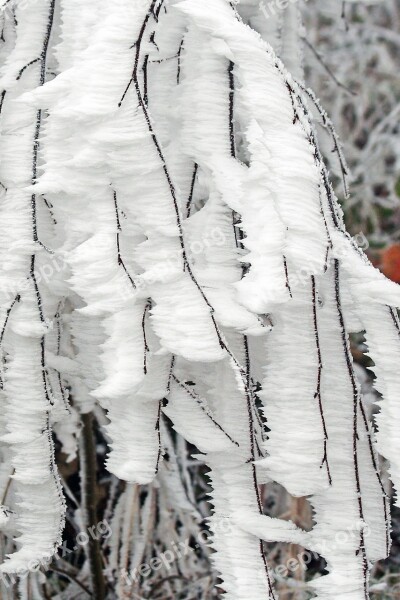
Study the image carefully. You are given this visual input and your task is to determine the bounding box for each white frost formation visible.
[0,0,398,598]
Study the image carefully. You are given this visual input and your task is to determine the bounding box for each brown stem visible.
[80,413,106,600]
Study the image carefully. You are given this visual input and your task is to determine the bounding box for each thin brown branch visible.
[80,413,106,600]
[311,275,332,485]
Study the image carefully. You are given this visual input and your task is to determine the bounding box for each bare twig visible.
[80,413,106,600]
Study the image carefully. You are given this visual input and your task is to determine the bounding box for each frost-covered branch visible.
[0,1,398,598]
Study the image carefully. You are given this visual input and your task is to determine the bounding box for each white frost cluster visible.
[0,0,398,598]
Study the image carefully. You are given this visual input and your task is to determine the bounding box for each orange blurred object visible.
[380,244,400,284]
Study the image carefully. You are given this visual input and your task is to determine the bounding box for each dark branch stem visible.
[186,163,198,219]
[334,260,368,599]
[16,57,40,80]
[358,398,390,556]
[311,275,332,485]
[80,413,106,600]
[142,301,151,374]
[295,82,350,200]
[283,256,293,298]
[303,38,355,96]
[0,90,6,115]
[0,294,20,349]
[171,374,240,448]
[114,190,136,289]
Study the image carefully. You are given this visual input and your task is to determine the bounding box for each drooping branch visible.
[334,259,369,599]
[311,275,332,485]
